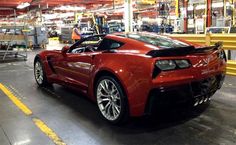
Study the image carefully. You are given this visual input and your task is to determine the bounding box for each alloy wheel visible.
[97,79,122,121]
[34,61,44,85]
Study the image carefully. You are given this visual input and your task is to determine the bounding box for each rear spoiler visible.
[146,41,223,57]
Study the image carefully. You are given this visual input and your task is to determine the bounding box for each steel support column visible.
[206,0,212,27]
[176,0,179,17]
[232,0,235,25]
[124,0,133,32]
[183,0,188,33]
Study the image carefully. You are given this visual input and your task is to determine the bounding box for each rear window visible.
[97,38,124,51]
[121,33,189,49]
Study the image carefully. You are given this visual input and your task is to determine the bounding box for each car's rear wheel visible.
[95,76,128,124]
[34,58,51,87]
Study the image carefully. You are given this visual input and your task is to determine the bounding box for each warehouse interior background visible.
[0,0,236,145]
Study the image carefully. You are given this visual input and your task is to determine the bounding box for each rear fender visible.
[88,54,154,116]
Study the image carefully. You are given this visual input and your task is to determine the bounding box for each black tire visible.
[95,75,129,125]
[34,58,51,87]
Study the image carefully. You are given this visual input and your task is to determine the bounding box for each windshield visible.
[124,33,190,49]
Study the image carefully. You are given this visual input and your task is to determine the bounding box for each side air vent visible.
[46,56,56,73]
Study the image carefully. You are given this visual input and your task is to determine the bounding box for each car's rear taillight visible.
[175,60,191,68]
[155,59,191,71]
[155,60,176,71]
[152,59,191,78]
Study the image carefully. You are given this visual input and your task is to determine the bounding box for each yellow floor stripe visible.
[33,118,66,145]
[0,83,66,145]
[0,83,32,115]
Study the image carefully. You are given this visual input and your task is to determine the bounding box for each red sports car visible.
[34,32,226,124]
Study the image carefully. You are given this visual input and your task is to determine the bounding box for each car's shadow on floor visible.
[38,84,209,133]
[125,104,208,132]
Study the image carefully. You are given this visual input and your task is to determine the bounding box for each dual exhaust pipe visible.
[193,95,211,106]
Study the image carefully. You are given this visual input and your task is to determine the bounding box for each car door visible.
[63,52,97,92]
[58,35,104,92]
[43,50,67,82]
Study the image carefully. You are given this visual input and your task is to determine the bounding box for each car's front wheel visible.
[95,76,129,124]
[34,58,51,87]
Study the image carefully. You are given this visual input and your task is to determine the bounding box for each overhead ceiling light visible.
[17,2,30,9]
[54,6,85,11]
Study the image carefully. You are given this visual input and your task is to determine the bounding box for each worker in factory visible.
[72,24,82,42]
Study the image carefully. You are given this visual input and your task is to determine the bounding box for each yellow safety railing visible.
[171,34,206,45]
[170,34,236,76]
[227,60,236,75]
[210,34,236,50]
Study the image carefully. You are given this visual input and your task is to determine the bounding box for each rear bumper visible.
[144,73,225,114]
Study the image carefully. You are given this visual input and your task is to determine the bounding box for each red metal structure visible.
[34,32,226,124]
[183,0,188,33]
[0,0,116,16]
[0,0,115,7]
[206,0,212,27]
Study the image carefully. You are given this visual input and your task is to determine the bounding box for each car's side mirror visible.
[61,46,70,56]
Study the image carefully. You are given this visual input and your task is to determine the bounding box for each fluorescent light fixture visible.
[54,6,85,11]
[90,5,124,12]
[17,14,27,19]
[187,2,224,11]
[225,2,231,7]
[43,12,74,20]
[17,2,30,9]
[195,5,206,10]
[212,2,224,8]
[188,5,193,10]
